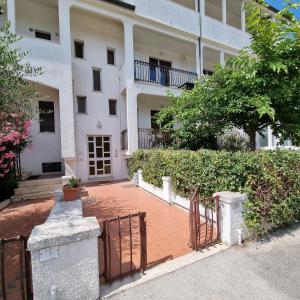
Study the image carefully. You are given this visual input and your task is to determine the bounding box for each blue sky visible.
[266,0,300,18]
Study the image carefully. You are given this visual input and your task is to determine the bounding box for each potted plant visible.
[63,177,81,201]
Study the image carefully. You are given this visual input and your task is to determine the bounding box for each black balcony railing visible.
[121,128,172,151]
[134,60,198,88]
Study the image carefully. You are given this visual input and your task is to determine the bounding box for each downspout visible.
[197,0,202,78]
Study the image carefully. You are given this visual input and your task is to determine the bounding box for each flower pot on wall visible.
[63,187,81,201]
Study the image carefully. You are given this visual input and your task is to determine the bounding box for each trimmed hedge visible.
[128,149,300,236]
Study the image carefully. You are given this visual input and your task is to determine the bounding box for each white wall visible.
[70,8,125,181]
[21,85,63,175]
[15,0,59,43]
[137,95,169,129]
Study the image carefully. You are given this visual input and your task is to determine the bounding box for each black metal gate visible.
[99,212,147,284]
[0,236,33,300]
[189,189,221,251]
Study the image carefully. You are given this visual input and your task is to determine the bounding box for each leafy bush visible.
[0,175,18,202]
[218,134,250,152]
[128,149,300,237]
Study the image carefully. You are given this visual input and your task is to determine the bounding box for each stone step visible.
[19,178,62,187]
[14,186,62,196]
[11,192,54,202]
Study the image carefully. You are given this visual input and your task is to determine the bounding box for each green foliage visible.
[157,1,300,151]
[0,22,42,131]
[128,149,300,237]
[0,175,18,202]
[64,177,81,189]
[218,134,250,152]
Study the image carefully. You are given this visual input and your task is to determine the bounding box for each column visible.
[220,51,225,66]
[241,1,246,32]
[6,0,16,33]
[123,20,135,87]
[28,199,101,299]
[214,191,247,246]
[195,41,201,77]
[267,126,273,148]
[222,0,227,24]
[126,87,138,154]
[58,0,77,177]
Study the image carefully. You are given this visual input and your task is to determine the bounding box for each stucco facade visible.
[3,0,251,182]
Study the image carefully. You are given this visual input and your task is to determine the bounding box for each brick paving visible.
[0,180,192,296]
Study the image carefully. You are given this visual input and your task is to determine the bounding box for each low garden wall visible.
[129,149,300,237]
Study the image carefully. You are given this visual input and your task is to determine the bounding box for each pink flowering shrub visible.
[0,113,32,178]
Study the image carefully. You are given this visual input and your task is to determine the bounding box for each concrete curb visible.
[0,199,11,212]
[101,243,229,299]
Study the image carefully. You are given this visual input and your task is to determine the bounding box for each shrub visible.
[218,134,250,152]
[0,175,18,202]
[128,149,300,237]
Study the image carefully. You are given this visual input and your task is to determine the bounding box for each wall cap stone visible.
[28,217,100,251]
[213,191,247,204]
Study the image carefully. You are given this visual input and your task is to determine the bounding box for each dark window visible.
[42,162,62,173]
[107,49,115,65]
[109,99,117,116]
[77,96,87,113]
[93,68,101,91]
[35,30,51,41]
[39,101,55,132]
[74,40,84,59]
[151,110,160,130]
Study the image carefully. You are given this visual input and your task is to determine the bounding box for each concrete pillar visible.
[222,0,227,24]
[214,191,247,246]
[6,0,16,33]
[200,44,204,75]
[241,1,246,32]
[220,51,225,66]
[267,126,273,148]
[162,176,172,204]
[28,200,101,300]
[126,87,138,154]
[195,41,201,77]
[123,21,134,86]
[58,0,77,176]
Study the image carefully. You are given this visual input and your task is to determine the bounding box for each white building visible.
[0,0,280,182]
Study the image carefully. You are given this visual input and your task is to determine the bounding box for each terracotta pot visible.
[63,187,81,201]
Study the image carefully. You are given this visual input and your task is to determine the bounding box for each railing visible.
[121,128,172,150]
[0,236,33,300]
[134,60,198,88]
[99,212,147,284]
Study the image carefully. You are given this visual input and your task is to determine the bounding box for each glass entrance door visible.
[88,136,112,177]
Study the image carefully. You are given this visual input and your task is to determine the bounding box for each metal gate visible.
[0,236,33,300]
[189,189,221,251]
[99,212,147,284]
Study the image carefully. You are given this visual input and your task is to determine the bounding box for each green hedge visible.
[128,149,300,236]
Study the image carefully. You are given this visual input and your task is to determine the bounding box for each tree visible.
[157,1,300,151]
[0,20,42,180]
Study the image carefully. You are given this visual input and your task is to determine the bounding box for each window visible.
[203,69,214,76]
[108,99,117,116]
[35,30,51,41]
[74,40,84,59]
[77,96,87,113]
[93,68,101,91]
[39,101,55,132]
[42,162,61,173]
[107,48,115,65]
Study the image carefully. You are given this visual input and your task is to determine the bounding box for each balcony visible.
[121,129,172,150]
[134,60,197,89]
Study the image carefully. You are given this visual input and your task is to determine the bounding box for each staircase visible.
[11,177,62,202]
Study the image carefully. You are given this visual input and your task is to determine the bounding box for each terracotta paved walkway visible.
[0,180,191,295]
[83,181,192,269]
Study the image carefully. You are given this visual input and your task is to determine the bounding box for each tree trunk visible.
[246,129,256,151]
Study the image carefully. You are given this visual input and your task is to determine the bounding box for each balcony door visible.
[149,57,171,86]
[88,136,111,178]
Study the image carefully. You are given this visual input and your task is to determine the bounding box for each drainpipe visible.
[197,0,202,78]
